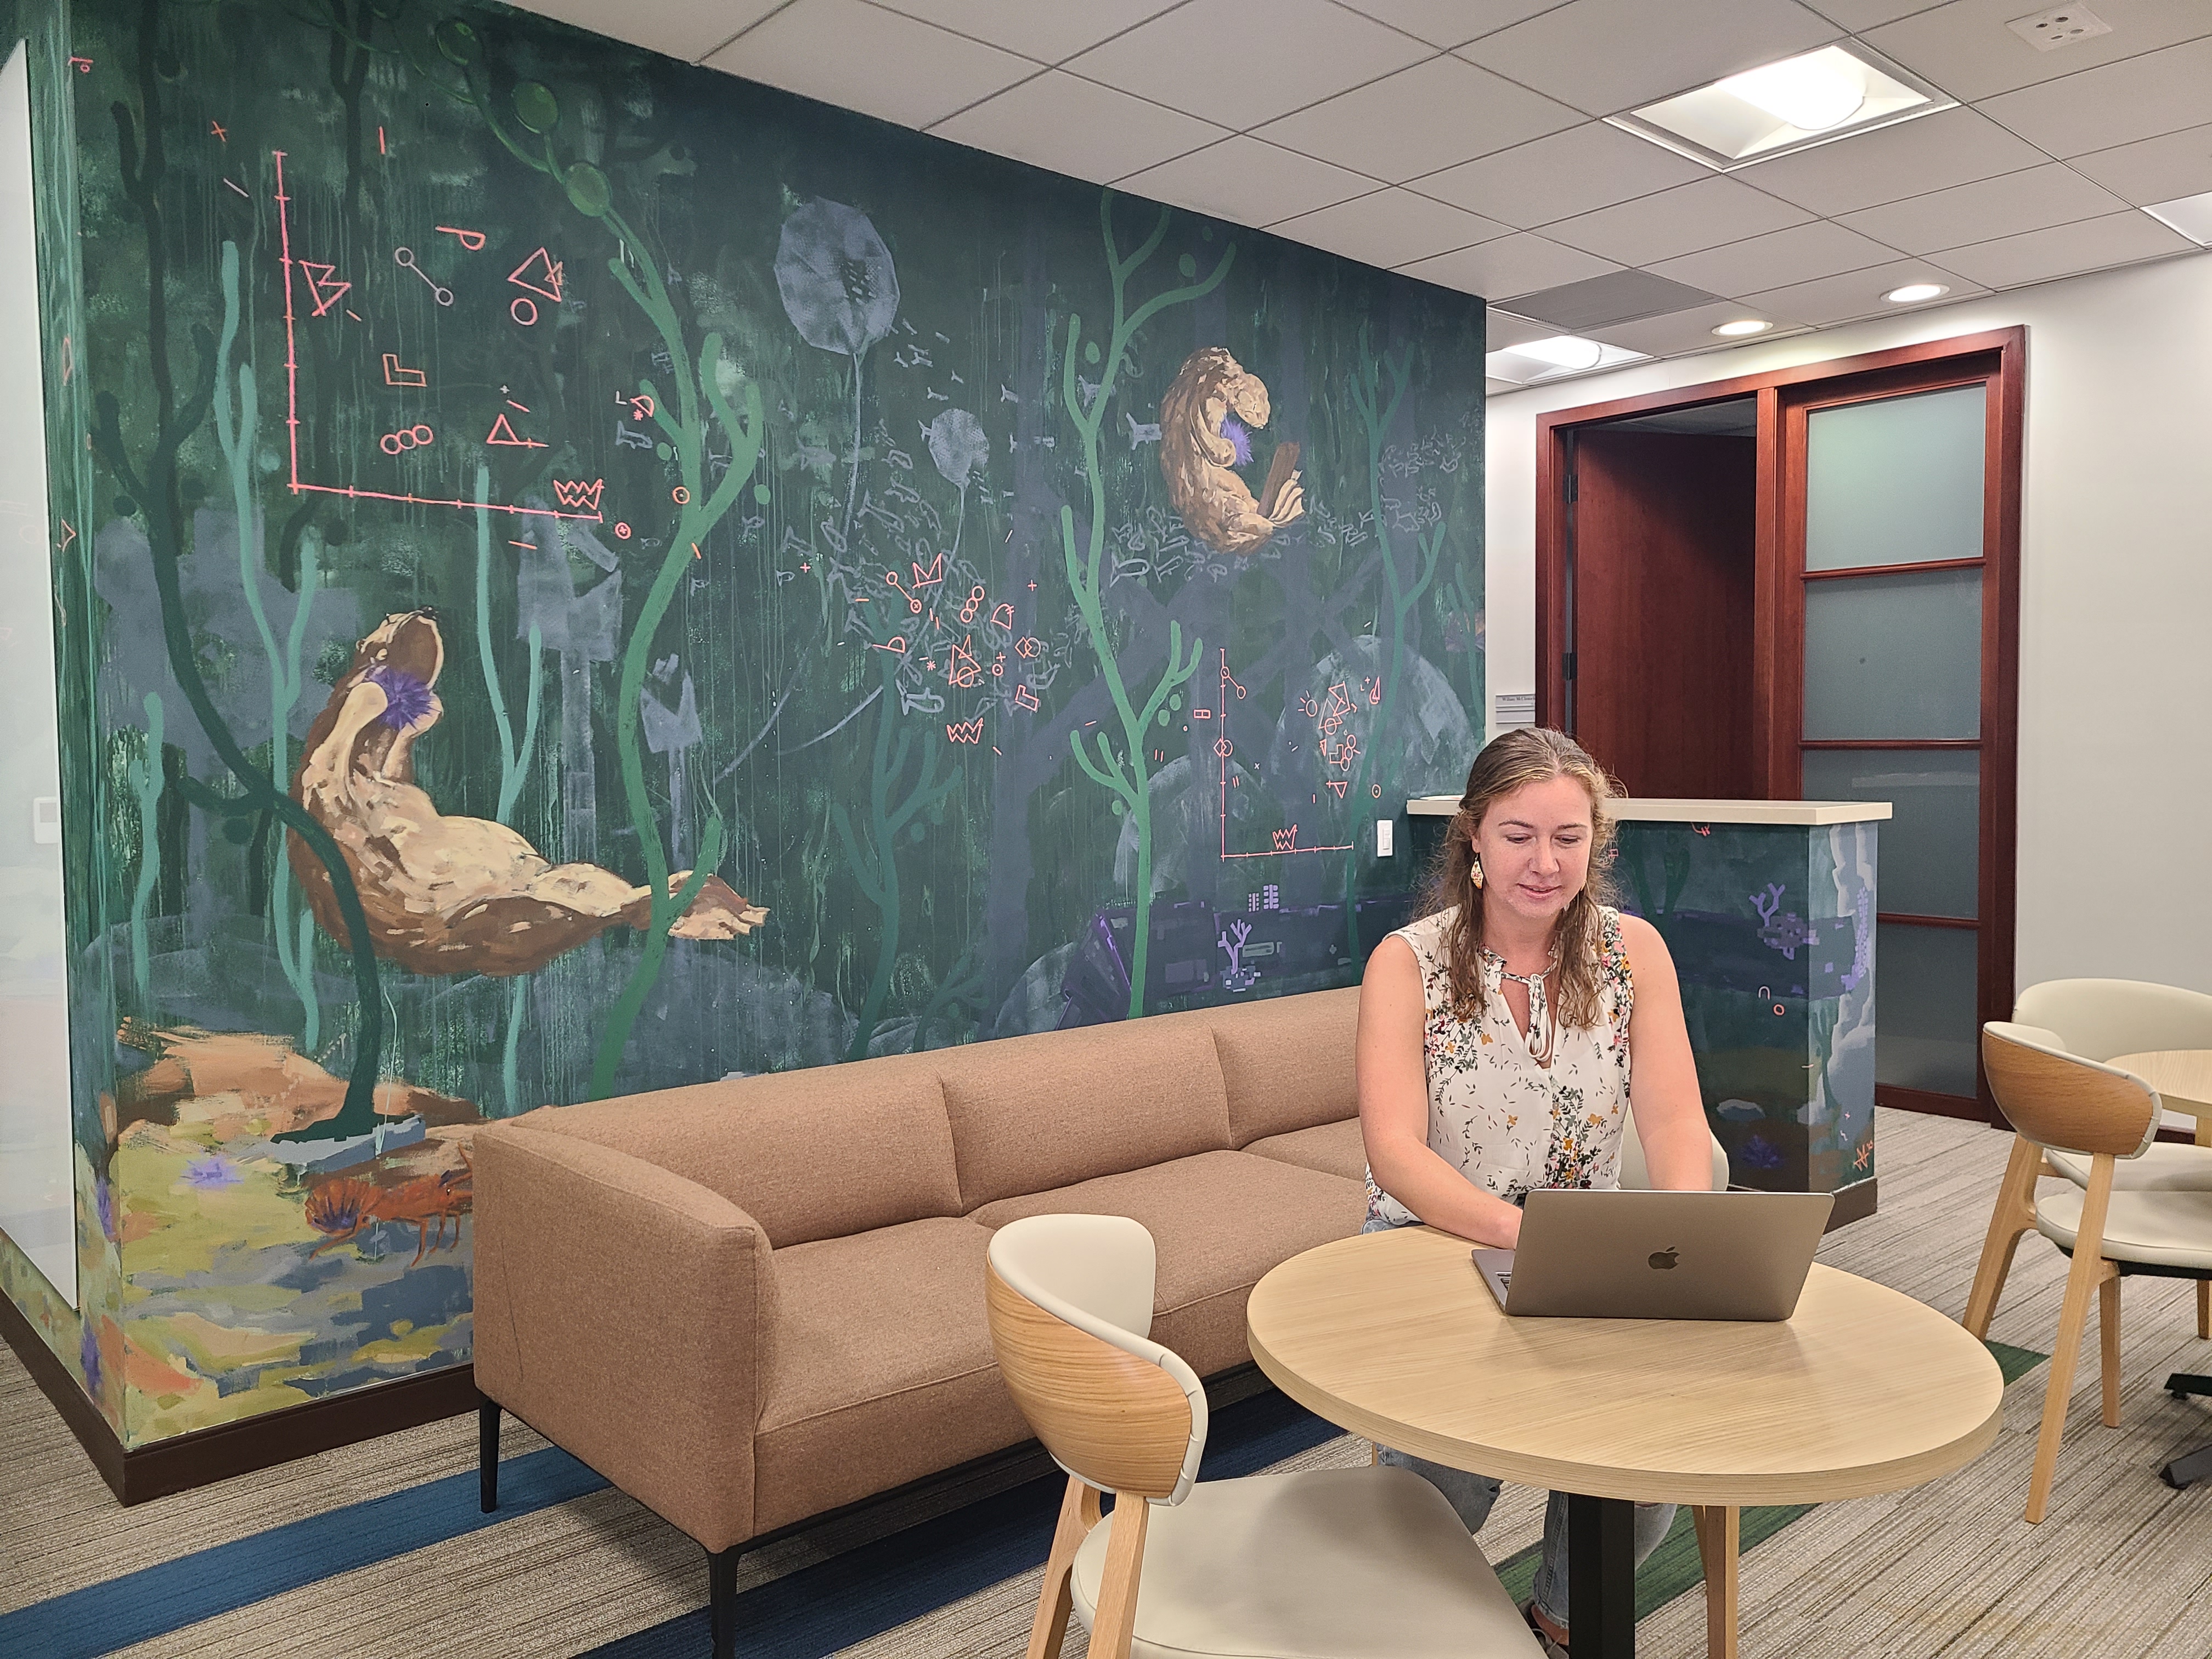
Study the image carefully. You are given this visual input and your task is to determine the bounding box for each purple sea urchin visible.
[1217,414,1252,467]
[365,664,437,731]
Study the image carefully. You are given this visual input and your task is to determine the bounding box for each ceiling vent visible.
[1504,271,1724,331]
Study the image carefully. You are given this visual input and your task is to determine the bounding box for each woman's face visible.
[1473,775,1595,931]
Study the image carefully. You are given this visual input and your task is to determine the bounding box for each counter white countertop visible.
[1405,796,1892,826]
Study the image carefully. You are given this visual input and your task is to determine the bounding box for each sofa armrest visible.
[473,1124,775,1553]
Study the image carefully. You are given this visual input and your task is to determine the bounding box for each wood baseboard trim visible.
[1877,1084,1991,1123]
[0,1292,480,1506]
[1827,1176,1877,1230]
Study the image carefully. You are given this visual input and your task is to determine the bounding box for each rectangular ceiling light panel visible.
[1609,44,1955,172]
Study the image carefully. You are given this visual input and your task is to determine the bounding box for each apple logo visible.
[1648,1247,1679,1271]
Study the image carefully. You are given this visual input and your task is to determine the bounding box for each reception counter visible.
[1407,796,1889,1223]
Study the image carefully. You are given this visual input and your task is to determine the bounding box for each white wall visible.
[1484,251,2212,995]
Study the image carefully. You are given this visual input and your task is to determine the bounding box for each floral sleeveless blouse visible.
[1365,904,1636,1227]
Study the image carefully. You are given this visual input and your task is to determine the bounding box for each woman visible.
[1358,727,1713,1654]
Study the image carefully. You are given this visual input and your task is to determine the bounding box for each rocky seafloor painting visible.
[3,0,1487,1441]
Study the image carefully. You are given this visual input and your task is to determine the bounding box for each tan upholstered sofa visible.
[470,986,1368,1642]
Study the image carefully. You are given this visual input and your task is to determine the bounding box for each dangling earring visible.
[1469,854,1485,890]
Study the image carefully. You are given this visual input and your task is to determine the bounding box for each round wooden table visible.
[2109,1050,2212,1147]
[1247,1226,2005,1658]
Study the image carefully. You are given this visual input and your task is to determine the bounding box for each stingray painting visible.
[1159,346,1306,556]
[288,611,767,977]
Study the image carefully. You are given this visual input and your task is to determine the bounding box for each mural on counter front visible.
[2,0,1485,1443]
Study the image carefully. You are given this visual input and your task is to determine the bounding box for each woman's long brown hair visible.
[1417,727,1621,1030]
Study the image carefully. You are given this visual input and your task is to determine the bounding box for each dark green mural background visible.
[3,0,1484,1443]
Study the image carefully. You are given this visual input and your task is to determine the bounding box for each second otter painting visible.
[33,0,1487,1446]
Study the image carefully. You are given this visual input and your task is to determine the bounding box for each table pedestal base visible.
[1568,1493,1639,1658]
[2161,1372,2212,1490]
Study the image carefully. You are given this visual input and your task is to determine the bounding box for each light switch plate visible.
[1376,817,1393,857]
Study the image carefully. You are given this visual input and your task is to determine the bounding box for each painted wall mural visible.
[0,0,1485,1445]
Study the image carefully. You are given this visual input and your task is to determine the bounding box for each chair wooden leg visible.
[1964,1135,2044,1340]
[2098,1269,2123,1429]
[1691,1504,1739,1659]
[1085,1496,1149,1659]
[1026,1477,1102,1659]
[2027,1156,2115,1525]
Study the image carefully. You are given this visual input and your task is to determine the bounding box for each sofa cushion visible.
[934,1014,1233,1210]
[1244,1118,1368,1184]
[1212,987,1361,1146]
[754,1217,1029,1534]
[524,1052,960,1248]
[967,1151,1365,1378]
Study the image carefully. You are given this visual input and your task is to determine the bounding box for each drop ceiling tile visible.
[1397,234,1623,299]
[1269,189,1510,267]
[1733,104,2047,215]
[1864,0,2212,104]
[1335,0,1569,48]
[1256,56,1582,181]
[1510,269,1728,326]
[510,0,783,61]
[1838,161,2133,253]
[868,0,1182,63]
[1975,35,2212,157]
[1066,0,1433,132]
[706,0,1036,127]
[1799,0,1945,27]
[1543,176,1814,264]
[2067,121,2212,206]
[930,72,1229,184]
[1116,136,1377,227]
[1649,219,1900,295]
[1927,208,2198,285]
[1734,257,1989,321]
[1584,300,1801,353]
[1453,0,1839,116]
[1487,308,1575,350]
[1406,121,1709,225]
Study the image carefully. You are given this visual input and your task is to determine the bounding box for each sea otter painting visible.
[287,610,768,977]
[1158,346,1306,556]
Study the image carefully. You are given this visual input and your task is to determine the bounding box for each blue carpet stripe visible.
[0,1447,607,1659]
[580,1390,1341,1659]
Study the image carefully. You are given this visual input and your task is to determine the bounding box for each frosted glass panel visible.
[1876,923,1979,1096]
[1803,569,1981,740]
[0,42,76,1308]
[1806,384,1985,572]
[1802,749,1978,919]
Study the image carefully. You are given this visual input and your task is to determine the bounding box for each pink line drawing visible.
[1215,647,1352,861]
[274,151,597,524]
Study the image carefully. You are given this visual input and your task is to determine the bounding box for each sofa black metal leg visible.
[708,1547,738,1659]
[479,1396,500,1513]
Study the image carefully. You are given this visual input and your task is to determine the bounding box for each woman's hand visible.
[1620,915,1716,1190]
[1358,937,1529,1249]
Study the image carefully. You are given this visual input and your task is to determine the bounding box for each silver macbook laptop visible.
[1472,1189,1833,1321]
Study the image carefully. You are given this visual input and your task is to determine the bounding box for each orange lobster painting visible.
[304,1149,473,1266]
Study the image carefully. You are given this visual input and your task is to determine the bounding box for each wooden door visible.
[1570,430,1757,797]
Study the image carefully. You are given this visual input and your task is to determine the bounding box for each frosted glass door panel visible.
[1875,923,1979,1096]
[1803,569,1982,740]
[1800,749,1979,918]
[0,42,75,1308]
[1805,385,1985,571]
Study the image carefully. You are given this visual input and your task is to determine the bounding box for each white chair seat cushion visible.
[2046,1143,2212,1193]
[2035,1187,2212,1271]
[1070,1466,1544,1659]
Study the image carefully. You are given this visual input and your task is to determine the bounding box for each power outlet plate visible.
[2006,6,2112,50]
[1376,817,1394,857]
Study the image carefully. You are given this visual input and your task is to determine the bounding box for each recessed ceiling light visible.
[1884,283,1949,303]
[1515,335,1607,370]
[1711,319,1772,337]
[1609,44,1953,171]
[2143,189,2212,245]
[1484,337,1650,385]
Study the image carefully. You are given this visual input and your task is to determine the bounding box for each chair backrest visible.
[1617,1104,1730,1190]
[2013,978,2212,1065]
[984,1214,1207,1505]
[1981,1022,2161,1159]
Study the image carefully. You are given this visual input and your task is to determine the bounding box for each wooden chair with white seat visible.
[1967,982,2212,1349]
[984,1212,1547,1659]
[1973,1023,2212,1522]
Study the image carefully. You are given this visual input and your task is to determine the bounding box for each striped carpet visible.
[3,1106,2208,1658]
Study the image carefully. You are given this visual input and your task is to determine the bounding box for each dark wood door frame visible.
[1536,327,2027,1121]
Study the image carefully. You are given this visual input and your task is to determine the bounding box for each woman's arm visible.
[1620,914,1714,1190]
[1357,936,1527,1248]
